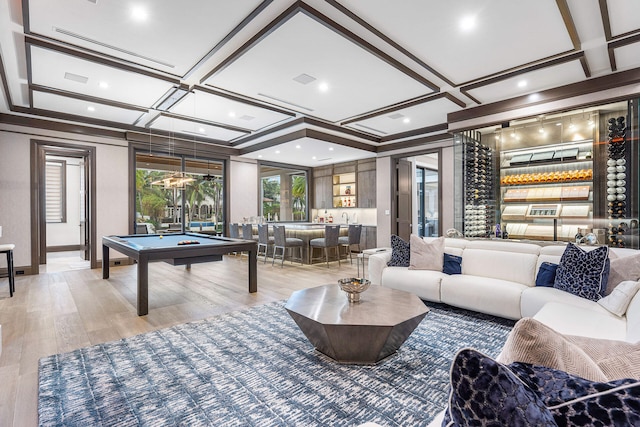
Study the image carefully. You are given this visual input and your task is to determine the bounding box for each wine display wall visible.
[606,116,629,247]
[463,134,495,238]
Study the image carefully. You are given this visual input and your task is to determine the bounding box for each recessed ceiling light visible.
[131,6,148,21]
[87,106,95,112]
[229,111,236,118]
[312,156,316,160]
[459,16,476,31]
[328,147,334,151]
[296,145,301,149]
[318,82,329,92]
[556,123,562,126]
[198,127,205,133]
[275,150,280,154]
[517,80,527,88]
[403,117,410,124]
[99,81,108,89]
[258,155,262,159]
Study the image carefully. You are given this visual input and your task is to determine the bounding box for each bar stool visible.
[272,225,303,267]
[339,224,362,264]
[229,223,240,239]
[257,224,274,264]
[0,244,15,297]
[242,224,259,241]
[310,225,341,267]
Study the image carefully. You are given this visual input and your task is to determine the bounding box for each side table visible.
[357,247,391,278]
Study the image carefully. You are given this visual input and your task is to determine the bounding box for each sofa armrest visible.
[368,252,392,285]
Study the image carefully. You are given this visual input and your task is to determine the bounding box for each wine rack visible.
[606,116,629,247]
[463,133,495,238]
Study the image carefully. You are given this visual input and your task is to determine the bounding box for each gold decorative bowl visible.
[338,278,371,303]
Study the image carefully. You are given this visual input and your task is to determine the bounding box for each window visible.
[46,160,66,223]
[260,164,308,222]
[135,153,225,235]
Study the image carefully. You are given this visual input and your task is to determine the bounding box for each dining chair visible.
[339,224,362,264]
[310,225,341,267]
[272,225,303,267]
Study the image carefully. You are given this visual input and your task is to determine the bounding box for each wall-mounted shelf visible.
[333,172,356,208]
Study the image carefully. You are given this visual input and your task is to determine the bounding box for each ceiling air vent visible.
[388,113,404,120]
[293,73,316,85]
[239,115,255,121]
[64,72,88,84]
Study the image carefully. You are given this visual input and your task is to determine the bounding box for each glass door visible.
[417,166,439,237]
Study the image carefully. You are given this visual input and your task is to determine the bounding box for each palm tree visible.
[291,175,306,220]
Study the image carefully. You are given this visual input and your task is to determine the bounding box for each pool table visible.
[102,232,257,316]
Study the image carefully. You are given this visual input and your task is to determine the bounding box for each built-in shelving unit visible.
[500,140,594,241]
[333,172,356,208]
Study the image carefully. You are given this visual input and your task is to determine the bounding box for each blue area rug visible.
[38,300,514,426]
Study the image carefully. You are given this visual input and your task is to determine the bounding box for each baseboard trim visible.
[46,245,81,252]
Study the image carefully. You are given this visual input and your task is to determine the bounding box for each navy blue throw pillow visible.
[535,262,558,287]
[553,243,610,301]
[443,253,462,275]
[387,235,410,267]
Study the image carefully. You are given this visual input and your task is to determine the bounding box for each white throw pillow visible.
[408,235,444,271]
[598,280,640,317]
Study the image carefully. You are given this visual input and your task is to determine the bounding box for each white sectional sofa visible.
[368,237,640,340]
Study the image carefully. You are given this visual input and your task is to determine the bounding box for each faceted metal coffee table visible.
[285,284,429,364]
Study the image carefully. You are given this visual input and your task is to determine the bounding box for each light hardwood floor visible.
[0,253,361,427]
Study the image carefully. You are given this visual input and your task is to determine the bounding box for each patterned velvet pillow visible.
[387,235,410,267]
[553,243,610,301]
[443,348,557,426]
[442,348,640,427]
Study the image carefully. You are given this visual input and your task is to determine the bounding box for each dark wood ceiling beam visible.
[30,84,148,112]
[0,111,125,139]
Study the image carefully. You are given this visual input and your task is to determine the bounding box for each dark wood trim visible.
[326,0,454,87]
[11,105,145,133]
[599,0,612,41]
[460,51,585,98]
[46,245,81,252]
[302,116,380,142]
[0,112,125,139]
[24,35,181,84]
[158,111,253,135]
[21,0,30,33]
[194,85,296,117]
[556,0,581,50]
[380,123,449,143]
[377,133,451,152]
[200,1,438,91]
[31,84,149,112]
[126,132,238,157]
[0,42,14,108]
[238,129,308,154]
[230,117,306,146]
[184,0,274,79]
[305,129,377,152]
[45,158,68,223]
[449,67,640,124]
[31,140,98,270]
[342,93,465,126]
[609,32,640,50]
[608,44,618,72]
[579,56,591,78]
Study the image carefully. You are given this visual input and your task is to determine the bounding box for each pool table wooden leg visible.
[138,254,149,316]
[248,248,257,293]
[102,244,109,279]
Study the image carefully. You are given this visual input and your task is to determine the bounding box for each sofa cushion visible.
[408,235,443,271]
[520,286,608,318]
[535,262,558,287]
[607,252,640,295]
[553,243,609,301]
[387,235,410,267]
[509,362,640,426]
[497,317,608,382]
[380,267,444,302]
[443,253,462,275]
[461,248,538,286]
[598,280,640,317]
[445,348,557,427]
[626,290,640,343]
[533,302,628,341]
[441,275,527,320]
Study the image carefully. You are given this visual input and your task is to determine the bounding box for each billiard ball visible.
[159,235,163,239]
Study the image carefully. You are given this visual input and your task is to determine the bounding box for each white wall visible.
[229,157,259,223]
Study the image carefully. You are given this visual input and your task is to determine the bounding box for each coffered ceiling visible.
[1,0,640,166]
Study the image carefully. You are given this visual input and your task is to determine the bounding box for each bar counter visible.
[261,222,352,264]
